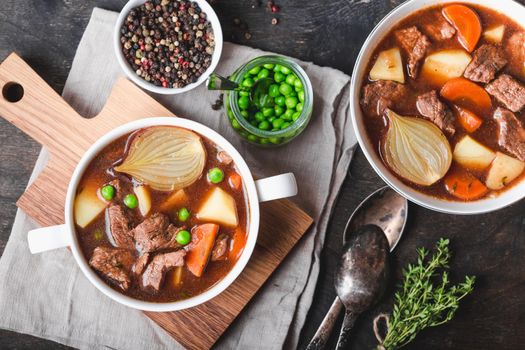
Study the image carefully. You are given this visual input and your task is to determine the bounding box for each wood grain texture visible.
[0,53,312,350]
[2,0,525,349]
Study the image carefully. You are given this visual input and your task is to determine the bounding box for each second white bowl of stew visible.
[350,0,525,214]
[26,117,298,311]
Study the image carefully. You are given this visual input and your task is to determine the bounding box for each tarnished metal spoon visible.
[334,224,390,350]
[306,186,407,350]
[206,73,273,108]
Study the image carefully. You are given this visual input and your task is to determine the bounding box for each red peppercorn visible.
[182,61,189,68]
[140,44,145,50]
[271,4,279,12]
[162,81,168,87]
[178,57,184,64]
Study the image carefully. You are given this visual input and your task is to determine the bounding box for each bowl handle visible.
[27,224,70,254]
[255,173,298,202]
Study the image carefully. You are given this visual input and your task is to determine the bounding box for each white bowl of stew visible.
[26,117,297,311]
[351,0,525,214]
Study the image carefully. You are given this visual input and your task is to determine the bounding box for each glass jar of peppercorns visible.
[224,55,313,146]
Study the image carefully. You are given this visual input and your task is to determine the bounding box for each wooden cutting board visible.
[0,53,313,349]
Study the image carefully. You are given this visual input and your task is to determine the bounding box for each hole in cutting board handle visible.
[2,82,24,103]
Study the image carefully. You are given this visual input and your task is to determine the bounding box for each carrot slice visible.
[229,227,247,261]
[453,106,482,133]
[442,5,482,52]
[228,172,242,191]
[186,223,219,277]
[444,169,488,200]
[440,78,492,116]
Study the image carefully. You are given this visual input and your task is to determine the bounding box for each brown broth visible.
[361,3,525,201]
[75,130,249,302]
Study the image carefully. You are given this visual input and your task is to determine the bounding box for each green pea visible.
[298,90,305,102]
[227,109,234,119]
[285,96,299,109]
[269,137,281,144]
[238,96,250,110]
[123,194,138,209]
[263,63,275,69]
[289,90,297,97]
[176,230,191,245]
[262,107,275,117]
[248,66,261,75]
[247,134,259,142]
[292,111,301,121]
[242,78,254,88]
[100,185,115,201]
[294,78,303,90]
[255,111,265,122]
[268,116,276,123]
[259,138,270,145]
[268,84,280,98]
[274,105,284,116]
[273,64,283,72]
[272,118,284,129]
[258,68,270,79]
[258,120,270,130]
[283,109,294,121]
[285,74,296,86]
[178,207,190,222]
[281,122,291,130]
[231,119,241,130]
[296,102,304,112]
[280,66,291,75]
[279,83,293,96]
[208,167,224,183]
[275,95,286,106]
[240,110,249,118]
[274,72,285,83]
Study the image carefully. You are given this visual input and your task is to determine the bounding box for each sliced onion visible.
[115,126,206,191]
[382,109,452,186]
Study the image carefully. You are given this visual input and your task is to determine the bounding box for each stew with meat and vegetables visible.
[360,3,525,201]
[74,126,248,302]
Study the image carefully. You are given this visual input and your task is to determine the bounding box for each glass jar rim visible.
[227,55,313,138]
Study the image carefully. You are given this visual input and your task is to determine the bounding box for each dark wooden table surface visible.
[1,0,524,349]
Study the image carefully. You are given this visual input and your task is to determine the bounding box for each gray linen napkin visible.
[0,8,356,350]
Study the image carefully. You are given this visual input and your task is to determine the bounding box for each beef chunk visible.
[494,107,525,161]
[89,246,135,291]
[486,74,525,112]
[133,253,150,277]
[211,234,229,261]
[107,204,134,249]
[395,26,431,78]
[361,80,407,117]
[107,179,124,201]
[423,12,456,41]
[416,91,456,135]
[131,213,182,253]
[464,44,507,83]
[506,32,525,73]
[141,250,186,291]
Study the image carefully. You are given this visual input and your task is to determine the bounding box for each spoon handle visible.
[206,73,240,91]
[305,297,344,350]
[335,310,359,350]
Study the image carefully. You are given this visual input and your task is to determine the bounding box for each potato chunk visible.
[196,187,238,227]
[421,50,472,86]
[453,135,496,170]
[486,152,525,190]
[134,185,152,216]
[483,25,505,43]
[369,48,405,83]
[74,185,108,228]
[158,189,188,212]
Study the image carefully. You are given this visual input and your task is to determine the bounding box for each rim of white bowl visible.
[113,0,223,95]
[350,0,525,215]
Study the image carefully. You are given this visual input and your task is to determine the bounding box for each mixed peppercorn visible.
[120,0,215,88]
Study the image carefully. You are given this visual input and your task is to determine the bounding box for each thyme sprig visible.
[375,238,475,350]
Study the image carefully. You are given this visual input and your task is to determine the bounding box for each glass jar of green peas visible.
[224,55,313,146]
